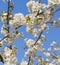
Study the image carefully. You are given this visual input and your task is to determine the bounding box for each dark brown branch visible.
[27,56,31,65]
[27,31,43,65]
[7,0,10,33]
[0,25,22,43]
[54,8,60,13]
[34,31,43,45]
[0,54,4,63]
[38,0,41,3]
[15,25,23,29]
[0,34,9,42]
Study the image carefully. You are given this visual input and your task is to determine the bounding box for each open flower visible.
[48,0,60,5]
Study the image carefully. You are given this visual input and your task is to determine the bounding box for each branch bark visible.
[7,0,10,33]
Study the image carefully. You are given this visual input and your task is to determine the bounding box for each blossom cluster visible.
[48,0,60,5]
[0,0,60,65]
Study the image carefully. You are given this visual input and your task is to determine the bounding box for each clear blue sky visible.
[0,0,60,65]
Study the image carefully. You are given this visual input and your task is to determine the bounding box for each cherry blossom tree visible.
[0,0,60,65]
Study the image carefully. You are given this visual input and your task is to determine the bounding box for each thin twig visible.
[15,25,23,29]
[0,54,4,63]
[38,0,41,3]
[0,34,9,42]
[54,8,60,13]
[34,31,43,45]
[27,56,31,65]
[0,25,22,42]
[7,0,10,33]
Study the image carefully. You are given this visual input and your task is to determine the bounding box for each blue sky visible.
[0,0,60,65]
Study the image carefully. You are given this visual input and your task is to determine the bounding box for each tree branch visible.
[38,0,41,3]
[27,56,31,65]
[54,8,60,13]
[0,54,4,63]
[7,0,10,33]
[15,25,23,29]
[0,34,9,42]
[34,31,43,45]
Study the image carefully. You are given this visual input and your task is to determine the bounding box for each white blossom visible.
[26,1,46,15]
[49,63,54,65]
[54,47,60,51]
[20,60,27,65]
[0,0,60,65]
[4,47,12,57]
[1,25,8,35]
[26,39,35,48]
[48,0,60,5]
[51,41,57,46]
[9,13,25,28]
[53,18,60,28]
